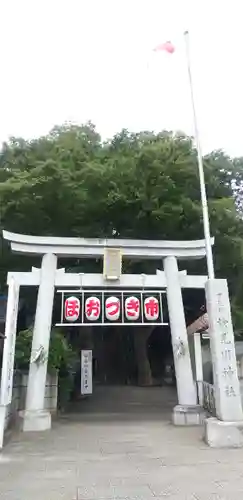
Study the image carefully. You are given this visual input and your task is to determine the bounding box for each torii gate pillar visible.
[21,253,57,431]
[164,256,204,425]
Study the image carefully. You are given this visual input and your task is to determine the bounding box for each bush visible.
[15,326,79,410]
[15,326,76,374]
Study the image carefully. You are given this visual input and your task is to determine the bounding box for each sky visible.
[1,0,243,156]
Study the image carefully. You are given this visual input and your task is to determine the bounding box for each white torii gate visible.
[0,230,242,448]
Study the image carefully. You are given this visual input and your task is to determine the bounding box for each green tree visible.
[1,123,243,383]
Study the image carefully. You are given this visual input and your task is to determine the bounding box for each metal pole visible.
[184,30,215,279]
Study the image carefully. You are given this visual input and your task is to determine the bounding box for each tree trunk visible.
[133,327,154,386]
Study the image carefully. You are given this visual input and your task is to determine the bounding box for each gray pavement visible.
[1,386,243,500]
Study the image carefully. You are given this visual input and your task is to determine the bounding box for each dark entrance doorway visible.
[63,287,205,405]
[86,325,175,388]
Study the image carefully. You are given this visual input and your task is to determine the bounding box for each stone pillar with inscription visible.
[0,277,20,448]
[205,279,243,448]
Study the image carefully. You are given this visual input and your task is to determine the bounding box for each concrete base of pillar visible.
[172,404,205,426]
[204,417,243,448]
[19,410,51,432]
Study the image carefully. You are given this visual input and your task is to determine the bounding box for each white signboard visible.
[0,278,20,406]
[81,350,92,395]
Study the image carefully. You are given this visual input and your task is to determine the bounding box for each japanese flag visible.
[153,41,175,54]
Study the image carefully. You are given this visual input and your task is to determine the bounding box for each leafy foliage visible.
[1,123,243,331]
[15,327,75,373]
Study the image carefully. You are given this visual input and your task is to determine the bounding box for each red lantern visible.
[85,296,101,321]
[125,296,140,320]
[105,296,120,321]
[64,296,80,322]
[144,296,159,321]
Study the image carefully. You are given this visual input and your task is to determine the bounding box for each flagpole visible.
[184,30,215,280]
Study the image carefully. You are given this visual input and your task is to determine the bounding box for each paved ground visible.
[1,386,243,499]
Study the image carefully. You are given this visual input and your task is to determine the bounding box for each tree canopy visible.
[1,122,243,331]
